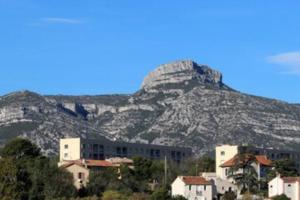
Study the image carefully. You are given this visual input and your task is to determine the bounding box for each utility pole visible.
[164,155,167,186]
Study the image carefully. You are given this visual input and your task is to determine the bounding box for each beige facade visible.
[215,145,238,180]
[63,163,90,189]
[60,138,81,161]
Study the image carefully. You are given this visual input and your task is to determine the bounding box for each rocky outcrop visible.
[141,60,225,90]
[1,60,300,155]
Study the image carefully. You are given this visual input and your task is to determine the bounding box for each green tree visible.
[272,194,290,200]
[267,159,298,181]
[0,157,31,200]
[150,187,171,200]
[227,154,258,194]
[0,138,40,160]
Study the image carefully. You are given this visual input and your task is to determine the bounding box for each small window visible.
[222,187,224,190]
[204,185,206,191]
[189,185,192,191]
[288,184,291,187]
[221,151,225,156]
[78,172,84,179]
[64,153,68,158]
[270,185,273,188]
[64,144,68,149]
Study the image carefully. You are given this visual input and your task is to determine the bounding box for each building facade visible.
[268,175,300,200]
[59,137,192,163]
[171,176,213,200]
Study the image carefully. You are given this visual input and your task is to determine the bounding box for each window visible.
[64,144,68,149]
[189,185,192,191]
[64,153,68,158]
[204,185,206,191]
[78,172,85,180]
[221,151,225,156]
[288,184,291,187]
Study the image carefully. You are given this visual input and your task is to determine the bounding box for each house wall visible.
[184,184,212,200]
[215,145,238,180]
[284,182,298,200]
[60,138,81,161]
[171,178,186,197]
[268,176,284,198]
[64,164,89,189]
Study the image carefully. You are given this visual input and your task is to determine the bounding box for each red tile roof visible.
[220,154,272,167]
[180,176,211,185]
[61,159,114,168]
[282,177,300,183]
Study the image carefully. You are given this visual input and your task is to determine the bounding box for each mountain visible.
[1,60,300,155]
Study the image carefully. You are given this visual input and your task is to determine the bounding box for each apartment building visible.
[59,137,192,163]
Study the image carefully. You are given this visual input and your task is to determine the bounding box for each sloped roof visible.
[220,154,272,167]
[61,159,114,168]
[180,176,211,185]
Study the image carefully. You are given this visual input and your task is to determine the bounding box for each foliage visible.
[0,137,41,160]
[242,191,253,200]
[101,190,127,200]
[267,159,298,181]
[0,138,76,200]
[227,154,258,194]
[272,194,290,200]
[150,187,171,200]
[171,195,188,200]
[222,190,236,200]
[128,193,150,200]
[0,157,31,200]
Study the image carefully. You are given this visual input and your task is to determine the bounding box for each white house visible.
[171,176,213,200]
[201,172,237,195]
[268,175,300,200]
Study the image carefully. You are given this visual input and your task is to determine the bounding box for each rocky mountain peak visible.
[141,60,224,90]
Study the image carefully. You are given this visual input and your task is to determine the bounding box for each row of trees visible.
[0,138,215,200]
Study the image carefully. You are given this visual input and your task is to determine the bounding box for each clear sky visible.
[0,1,300,103]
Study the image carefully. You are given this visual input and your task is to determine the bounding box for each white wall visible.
[171,177,186,197]
[268,176,284,198]
[284,182,298,200]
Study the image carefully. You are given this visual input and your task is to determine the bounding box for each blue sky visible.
[0,1,300,103]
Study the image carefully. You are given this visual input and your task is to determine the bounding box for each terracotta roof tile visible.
[61,159,114,168]
[181,176,211,185]
[220,154,272,167]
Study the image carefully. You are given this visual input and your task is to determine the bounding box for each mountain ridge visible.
[1,60,300,155]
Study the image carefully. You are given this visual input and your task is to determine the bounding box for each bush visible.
[272,194,290,200]
[102,190,127,200]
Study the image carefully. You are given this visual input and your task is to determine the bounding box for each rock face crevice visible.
[0,60,300,155]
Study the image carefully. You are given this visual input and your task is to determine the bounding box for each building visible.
[216,144,300,178]
[219,154,272,181]
[268,174,300,200]
[60,159,114,189]
[171,176,213,200]
[201,172,237,196]
[59,137,192,163]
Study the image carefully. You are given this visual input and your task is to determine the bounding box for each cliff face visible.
[1,60,300,155]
